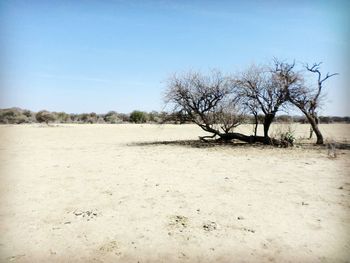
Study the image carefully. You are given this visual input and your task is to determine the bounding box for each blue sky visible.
[1,0,349,115]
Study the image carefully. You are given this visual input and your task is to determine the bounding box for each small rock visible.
[237,216,244,220]
[203,221,217,231]
[243,228,255,233]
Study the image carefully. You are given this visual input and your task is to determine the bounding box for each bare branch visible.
[164,70,244,138]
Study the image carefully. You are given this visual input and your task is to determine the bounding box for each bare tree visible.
[235,60,299,144]
[164,70,248,142]
[239,87,259,137]
[288,62,338,144]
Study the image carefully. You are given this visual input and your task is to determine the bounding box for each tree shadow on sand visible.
[130,139,350,151]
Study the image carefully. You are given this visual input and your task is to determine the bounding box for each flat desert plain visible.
[0,124,349,263]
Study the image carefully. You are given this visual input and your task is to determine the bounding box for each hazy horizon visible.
[1,0,349,116]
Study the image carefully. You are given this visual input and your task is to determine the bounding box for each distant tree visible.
[78,113,89,123]
[0,108,31,124]
[0,110,17,124]
[56,112,70,123]
[96,114,106,123]
[130,110,148,123]
[88,112,98,123]
[22,110,33,118]
[104,111,121,124]
[319,116,332,124]
[118,113,130,122]
[276,115,293,123]
[148,111,161,123]
[163,110,191,124]
[69,114,79,122]
[288,62,338,144]
[36,110,56,125]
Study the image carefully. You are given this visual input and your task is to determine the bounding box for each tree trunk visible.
[253,113,258,137]
[218,132,282,145]
[197,119,284,146]
[309,126,313,139]
[304,113,323,144]
[263,114,275,144]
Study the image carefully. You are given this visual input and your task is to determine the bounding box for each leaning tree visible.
[288,62,338,144]
[165,70,250,142]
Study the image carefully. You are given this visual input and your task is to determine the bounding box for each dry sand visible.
[0,123,349,262]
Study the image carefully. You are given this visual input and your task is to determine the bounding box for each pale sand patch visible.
[0,124,349,262]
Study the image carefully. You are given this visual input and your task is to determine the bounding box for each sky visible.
[0,0,349,115]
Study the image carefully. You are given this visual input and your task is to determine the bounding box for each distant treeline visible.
[0,107,349,125]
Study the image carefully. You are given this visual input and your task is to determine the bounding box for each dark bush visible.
[36,110,56,124]
[130,110,148,123]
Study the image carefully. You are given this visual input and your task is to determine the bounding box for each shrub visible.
[118,113,130,122]
[87,112,98,123]
[78,113,89,123]
[36,110,56,124]
[104,111,122,124]
[271,124,296,147]
[281,130,295,146]
[0,108,30,124]
[56,112,71,123]
[23,110,33,118]
[130,110,148,123]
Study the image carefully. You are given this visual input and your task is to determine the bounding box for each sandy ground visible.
[0,123,349,262]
